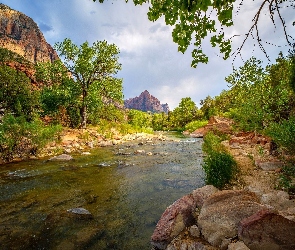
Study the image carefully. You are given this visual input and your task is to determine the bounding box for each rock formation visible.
[151,186,295,250]
[0,4,58,64]
[124,90,170,114]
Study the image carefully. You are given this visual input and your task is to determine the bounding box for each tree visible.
[0,65,39,121]
[95,0,294,67]
[54,39,122,128]
[173,97,199,128]
[36,60,83,127]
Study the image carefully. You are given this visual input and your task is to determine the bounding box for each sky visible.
[1,0,294,109]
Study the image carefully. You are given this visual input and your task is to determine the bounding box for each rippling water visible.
[0,132,205,249]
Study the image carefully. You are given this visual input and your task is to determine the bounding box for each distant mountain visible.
[124,90,170,114]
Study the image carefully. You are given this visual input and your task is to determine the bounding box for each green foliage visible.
[0,47,31,65]
[202,132,238,189]
[54,39,123,128]
[184,120,208,132]
[167,97,203,130]
[265,116,295,154]
[0,65,40,120]
[152,112,168,131]
[276,163,295,194]
[203,55,295,133]
[37,60,81,127]
[127,109,152,129]
[0,114,62,161]
[95,0,294,67]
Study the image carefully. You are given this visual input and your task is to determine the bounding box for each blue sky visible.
[1,0,294,109]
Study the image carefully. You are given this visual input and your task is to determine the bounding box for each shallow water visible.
[0,132,205,249]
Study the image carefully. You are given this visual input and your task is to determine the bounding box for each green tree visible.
[36,60,81,127]
[54,39,122,128]
[171,97,201,129]
[127,109,152,128]
[223,55,295,131]
[0,65,39,120]
[95,0,294,66]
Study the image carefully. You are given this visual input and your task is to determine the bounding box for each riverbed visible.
[0,132,205,249]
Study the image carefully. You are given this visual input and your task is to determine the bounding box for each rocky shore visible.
[151,117,295,250]
[38,128,167,160]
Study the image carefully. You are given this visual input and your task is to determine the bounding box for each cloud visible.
[1,0,293,111]
[38,21,53,32]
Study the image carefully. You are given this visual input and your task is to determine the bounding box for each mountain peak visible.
[0,4,58,63]
[124,91,170,113]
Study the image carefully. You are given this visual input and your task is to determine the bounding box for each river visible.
[0,132,205,249]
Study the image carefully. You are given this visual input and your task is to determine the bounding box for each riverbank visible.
[151,117,295,249]
[0,126,168,165]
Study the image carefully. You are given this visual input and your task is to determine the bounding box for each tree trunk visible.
[81,89,87,129]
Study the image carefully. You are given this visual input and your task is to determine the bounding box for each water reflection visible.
[0,133,205,249]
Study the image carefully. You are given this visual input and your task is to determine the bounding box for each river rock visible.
[135,149,145,154]
[192,185,219,208]
[81,151,91,155]
[227,241,250,250]
[151,193,197,249]
[189,225,201,238]
[254,159,284,171]
[197,190,267,249]
[49,154,73,161]
[67,207,93,219]
[238,209,295,250]
[260,190,294,213]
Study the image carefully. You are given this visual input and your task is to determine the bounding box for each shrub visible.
[265,116,295,154]
[275,163,295,194]
[184,120,208,132]
[0,114,62,161]
[202,132,238,189]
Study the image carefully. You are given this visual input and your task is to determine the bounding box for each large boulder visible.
[151,194,197,249]
[197,190,267,248]
[192,185,219,208]
[238,209,295,250]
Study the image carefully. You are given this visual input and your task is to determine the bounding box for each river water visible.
[0,132,205,250]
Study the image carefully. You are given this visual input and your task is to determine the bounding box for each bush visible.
[184,120,208,132]
[265,116,295,154]
[202,132,238,189]
[0,114,62,161]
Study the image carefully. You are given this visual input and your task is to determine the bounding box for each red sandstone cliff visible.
[124,90,170,113]
[0,4,58,64]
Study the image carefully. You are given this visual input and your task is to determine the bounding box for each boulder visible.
[254,160,284,171]
[197,190,267,248]
[66,207,93,220]
[49,154,73,161]
[238,209,295,250]
[192,185,219,208]
[151,194,197,249]
[227,241,250,250]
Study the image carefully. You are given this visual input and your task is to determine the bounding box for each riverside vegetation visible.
[0,38,295,193]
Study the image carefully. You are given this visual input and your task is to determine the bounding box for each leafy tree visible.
[36,60,82,127]
[54,39,122,128]
[95,0,294,66]
[200,95,216,120]
[0,65,39,120]
[127,109,152,128]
